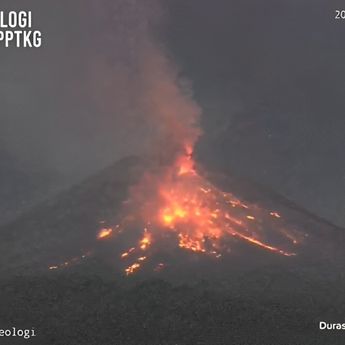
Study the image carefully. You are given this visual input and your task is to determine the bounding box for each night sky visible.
[1,0,345,226]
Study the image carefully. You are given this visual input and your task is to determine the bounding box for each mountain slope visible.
[1,156,345,345]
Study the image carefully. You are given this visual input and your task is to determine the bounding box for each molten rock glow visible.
[97,146,302,275]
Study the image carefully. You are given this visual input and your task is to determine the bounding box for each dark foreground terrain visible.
[1,157,345,344]
[1,267,345,345]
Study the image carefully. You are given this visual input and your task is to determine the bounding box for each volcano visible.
[1,154,344,278]
[1,156,345,344]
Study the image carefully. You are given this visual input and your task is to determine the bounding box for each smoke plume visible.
[87,0,202,163]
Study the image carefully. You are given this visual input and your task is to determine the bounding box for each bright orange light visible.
[163,214,173,224]
[97,228,113,239]
[139,231,151,250]
[125,263,141,275]
[234,232,296,257]
[121,247,135,259]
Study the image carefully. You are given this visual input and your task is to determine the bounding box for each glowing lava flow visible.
[49,147,302,275]
[154,151,297,258]
[96,146,302,275]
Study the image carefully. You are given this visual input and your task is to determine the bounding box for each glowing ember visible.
[97,228,113,239]
[125,263,141,275]
[139,230,151,250]
[121,247,135,258]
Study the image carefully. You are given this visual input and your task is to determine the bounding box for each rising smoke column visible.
[87,0,202,162]
[123,0,203,162]
[136,40,202,161]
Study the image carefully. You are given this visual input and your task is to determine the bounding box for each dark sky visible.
[1,0,345,226]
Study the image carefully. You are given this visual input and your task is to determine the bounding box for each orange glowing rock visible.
[121,247,135,259]
[125,263,141,275]
[97,228,113,239]
[139,231,151,250]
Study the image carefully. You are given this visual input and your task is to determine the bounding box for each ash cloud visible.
[1,0,200,180]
